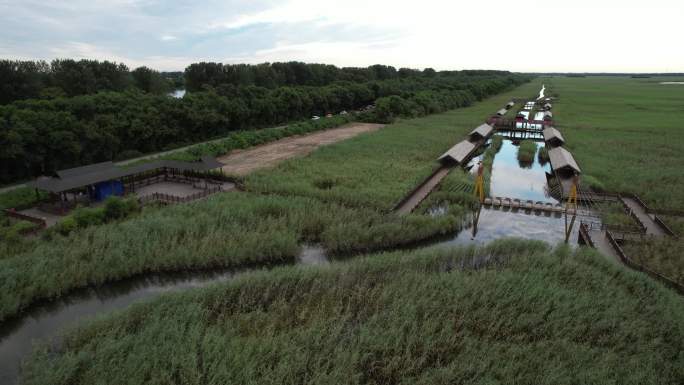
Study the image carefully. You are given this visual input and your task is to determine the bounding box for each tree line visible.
[0,59,177,104]
[184,61,442,91]
[0,67,529,184]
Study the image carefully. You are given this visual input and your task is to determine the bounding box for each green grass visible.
[0,187,47,211]
[516,139,537,165]
[549,76,684,283]
[550,76,684,211]
[0,192,463,322]
[20,239,684,385]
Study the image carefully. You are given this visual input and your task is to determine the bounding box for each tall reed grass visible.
[20,239,684,385]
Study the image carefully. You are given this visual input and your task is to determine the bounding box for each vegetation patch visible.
[516,139,537,166]
[0,187,47,211]
[20,239,684,385]
[0,192,465,322]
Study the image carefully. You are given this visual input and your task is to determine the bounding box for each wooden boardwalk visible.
[395,167,451,215]
[620,196,667,236]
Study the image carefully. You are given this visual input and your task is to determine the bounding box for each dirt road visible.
[218,123,384,175]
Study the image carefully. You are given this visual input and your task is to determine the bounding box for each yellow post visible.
[567,173,579,210]
[474,162,485,203]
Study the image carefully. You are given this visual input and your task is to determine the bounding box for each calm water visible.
[0,247,326,384]
[169,89,186,98]
[436,208,580,247]
[489,139,556,202]
[537,84,546,99]
[434,136,586,248]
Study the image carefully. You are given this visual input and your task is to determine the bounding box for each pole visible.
[474,162,485,204]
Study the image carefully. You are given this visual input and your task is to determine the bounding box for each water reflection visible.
[169,89,186,98]
[435,208,580,247]
[0,270,241,384]
[489,139,556,203]
[0,245,330,385]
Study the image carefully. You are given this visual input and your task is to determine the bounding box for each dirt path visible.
[218,123,384,175]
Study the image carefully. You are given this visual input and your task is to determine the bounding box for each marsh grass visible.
[551,76,684,281]
[0,192,466,321]
[517,139,537,165]
[20,239,684,385]
[551,76,684,211]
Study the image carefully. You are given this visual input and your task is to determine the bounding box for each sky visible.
[1,0,683,73]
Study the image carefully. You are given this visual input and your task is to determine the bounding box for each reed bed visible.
[0,81,544,320]
[0,192,465,321]
[20,239,684,385]
[516,139,537,165]
[551,76,684,282]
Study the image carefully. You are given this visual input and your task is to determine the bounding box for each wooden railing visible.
[578,222,594,247]
[606,230,684,295]
[138,185,222,206]
[3,208,47,229]
[653,215,677,237]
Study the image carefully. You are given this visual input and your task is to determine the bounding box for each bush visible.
[72,207,106,228]
[103,196,127,220]
[0,187,47,211]
[54,216,77,236]
[517,140,537,165]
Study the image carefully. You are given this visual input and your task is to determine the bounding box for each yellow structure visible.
[474,162,485,203]
[566,174,579,209]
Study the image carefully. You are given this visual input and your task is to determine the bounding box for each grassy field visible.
[20,239,684,385]
[550,76,684,210]
[548,76,684,284]
[0,80,543,322]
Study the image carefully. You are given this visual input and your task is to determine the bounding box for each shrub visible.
[72,207,106,228]
[517,139,537,165]
[54,216,77,236]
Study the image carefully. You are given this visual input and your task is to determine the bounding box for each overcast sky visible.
[1,0,683,72]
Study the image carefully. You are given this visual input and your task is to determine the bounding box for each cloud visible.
[0,0,683,72]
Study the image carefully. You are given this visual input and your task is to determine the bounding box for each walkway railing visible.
[606,230,684,295]
[3,208,47,229]
[138,185,222,206]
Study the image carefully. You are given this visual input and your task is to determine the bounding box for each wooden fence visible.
[3,208,47,229]
[137,185,222,206]
[606,230,684,295]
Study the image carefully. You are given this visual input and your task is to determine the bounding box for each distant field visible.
[21,239,684,385]
[550,76,684,211]
[550,76,684,283]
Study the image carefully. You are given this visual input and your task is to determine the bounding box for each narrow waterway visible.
[0,247,325,384]
[489,139,555,202]
[433,135,587,247]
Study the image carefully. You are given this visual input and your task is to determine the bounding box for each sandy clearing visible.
[218,122,384,175]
